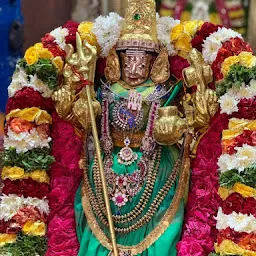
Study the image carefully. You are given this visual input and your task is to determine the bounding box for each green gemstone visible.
[134,13,141,20]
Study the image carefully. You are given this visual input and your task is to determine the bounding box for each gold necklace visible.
[84,147,182,233]
[93,148,160,223]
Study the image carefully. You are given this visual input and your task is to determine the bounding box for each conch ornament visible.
[182,49,219,129]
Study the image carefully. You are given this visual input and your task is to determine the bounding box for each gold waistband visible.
[111,128,145,148]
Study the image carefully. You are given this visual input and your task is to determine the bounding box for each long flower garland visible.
[172,20,256,256]
[0,38,57,255]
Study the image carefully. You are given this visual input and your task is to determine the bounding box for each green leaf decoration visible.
[220,165,256,188]
[18,58,59,91]
[216,64,256,97]
[0,233,47,256]
[2,147,55,172]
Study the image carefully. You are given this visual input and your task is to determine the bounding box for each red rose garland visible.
[177,113,229,255]
[46,113,83,256]
[63,20,79,49]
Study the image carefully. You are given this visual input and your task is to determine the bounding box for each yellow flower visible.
[34,109,52,125]
[34,43,43,50]
[52,56,64,73]
[2,167,49,184]
[175,32,192,53]
[25,46,39,65]
[0,234,17,247]
[22,221,46,236]
[233,183,256,198]
[2,166,25,180]
[239,52,256,68]
[6,107,52,125]
[171,24,184,41]
[30,170,50,184]
[24,43,53,65]
[218,186,231,200]
[78,22,98,49]
[38,48,53,60]
[221,55,240,77]
[215,240,256,256]
[180,11,191,22]
[209,13,221,25]
[183,20,204,37]
[229,9,245,19]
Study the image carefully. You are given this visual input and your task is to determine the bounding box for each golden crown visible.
[116,0,159,52]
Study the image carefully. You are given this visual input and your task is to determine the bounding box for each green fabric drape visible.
[74,81,184,255]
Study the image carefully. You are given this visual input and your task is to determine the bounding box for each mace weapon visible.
[65,33,119,256]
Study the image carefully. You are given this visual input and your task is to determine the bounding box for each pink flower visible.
[177,238,205,256]
[184,220,211,240]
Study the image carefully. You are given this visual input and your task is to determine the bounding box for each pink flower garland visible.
[46,113,83,256]
[177,112,229,255]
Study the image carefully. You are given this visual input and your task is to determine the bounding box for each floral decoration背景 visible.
[0,6,256,255]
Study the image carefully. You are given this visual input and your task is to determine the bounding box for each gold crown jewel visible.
[116,0,159,53]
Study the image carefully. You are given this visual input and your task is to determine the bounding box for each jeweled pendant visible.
[117,138,138,166]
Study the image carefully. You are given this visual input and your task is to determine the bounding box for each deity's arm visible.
[52,34,101,133]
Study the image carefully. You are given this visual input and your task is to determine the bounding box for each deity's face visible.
[120,50,153,87]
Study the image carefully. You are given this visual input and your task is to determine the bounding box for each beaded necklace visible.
[101,96,160,211]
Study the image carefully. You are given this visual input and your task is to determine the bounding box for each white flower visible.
[28,74,53,98]
[0,194,49,221]
[24,197,49,216]
[219,94,239,115]
[8,68,53,98]
[235,144,256,172]
[8,68,28,97]
[202,38,222,63]
[50,26,69,50]
[215,208,229,230]
[202,27,242,64]
[216,207,256,233]
[92,12,123,57]
[249,79,256,95]
[217,154,237,173]
[237,84,253,99]
[4,128,52,153]
[157,16,180,56]
[226,86,240,98]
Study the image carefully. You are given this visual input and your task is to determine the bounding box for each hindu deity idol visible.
[50,0,219,255]
[4,0,240,255]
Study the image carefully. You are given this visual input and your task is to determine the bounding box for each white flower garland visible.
[202,27,242,64]
[8,67,53,98]
[219,79,256,115]
[0,194,49,222]
[4,128,52,153]
[218,144,256,173]
[157,16,180,56]
[50,26,69,50]
[92,12,123,57]
[216,207,256,233]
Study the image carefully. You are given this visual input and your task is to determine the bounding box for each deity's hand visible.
[52,84,75,120]
[72,97,101,131]
[205,89,219,118]
[153,106,187,145]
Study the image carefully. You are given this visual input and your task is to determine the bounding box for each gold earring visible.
[150,49,170,84]
[104,48,121,83]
